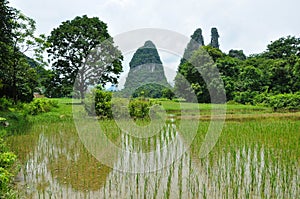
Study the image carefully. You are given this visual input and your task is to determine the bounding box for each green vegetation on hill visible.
[129,40,163,68]
[122,40,170,97]
[175,29,300,110]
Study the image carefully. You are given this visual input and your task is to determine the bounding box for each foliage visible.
[84,86,163,119]
[132,83,171,99]
[0,98,13,111]
[175,28,225,103]
[262,36,300,59]
[25,98,59,115]
[123,41,169,96]
[128,99,151,119]
[84,87,113,118]
[267,93,300,111]
[42,70,74,98]
[162,88,175,100]
[94,89,113,118]
[175,47,225,103]
[129,40,162,68]
[176,32,300,107]
[202,45,225,62]
[47,15,123,100]
[0,132,17,198]
[0,6,45,103]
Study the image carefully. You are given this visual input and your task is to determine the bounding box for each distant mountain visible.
[122,40,170,97]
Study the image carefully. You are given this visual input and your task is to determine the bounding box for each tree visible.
[202,45,225,62]
[47,15,123,100]
[263,36,300,59]
[175,47,224,103]
[162,88,175,100]
[0,7,44,102]
[175,28,206,102]
[0,0,13,96]
[0,0,13,54]
[216,56,241,100]
[210,27,220,49]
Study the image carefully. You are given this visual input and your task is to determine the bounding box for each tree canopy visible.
[47,15,123,99]
[0,3,44,102]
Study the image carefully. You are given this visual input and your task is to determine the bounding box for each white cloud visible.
[9,0,300,85]
[9,0,300,55]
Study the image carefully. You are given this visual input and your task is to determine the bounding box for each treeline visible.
[0,0,122,103]
[174,28,300,110]
[1,0,299,110]
[0,0,47,103]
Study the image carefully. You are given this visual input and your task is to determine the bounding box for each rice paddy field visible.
[6,99,300,198]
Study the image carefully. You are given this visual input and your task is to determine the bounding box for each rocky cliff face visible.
[123,41,169,95]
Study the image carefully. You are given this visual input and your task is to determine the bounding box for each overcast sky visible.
[9,0,300,86]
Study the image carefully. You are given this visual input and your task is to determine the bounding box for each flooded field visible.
[7,117,300,198]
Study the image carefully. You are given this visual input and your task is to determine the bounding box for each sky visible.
[9,0,300,86]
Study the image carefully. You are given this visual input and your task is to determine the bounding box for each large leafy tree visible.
[175,47,224,103]
[0,4,44,102]
[175,28,205,102]
[263,36,300,59]
[0,0,13,92]
[47,15,123,100]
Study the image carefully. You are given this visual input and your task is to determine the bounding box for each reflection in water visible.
[8,121,299,198]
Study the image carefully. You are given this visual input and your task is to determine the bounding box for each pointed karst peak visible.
[143,40,156,48]
[191,28,204,46]
[129,40,162,68]
[180,28,204,64]
[210,27,220,49]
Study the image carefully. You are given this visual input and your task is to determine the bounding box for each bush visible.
[0,135,17,198]
[253,92,270,105]
[267,93,300,111]
[0,98,13,111]
[85,87,162,119]
[233,91,259,105]
[129,99,151,119]
[25,98,59,115]
[84,88,113,118]
[128,98,162,119]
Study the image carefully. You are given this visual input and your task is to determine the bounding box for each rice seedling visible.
[4,99,299,198]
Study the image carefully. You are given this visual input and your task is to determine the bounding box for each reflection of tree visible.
[6,130,38,164]
[44,122,112,191]
[48,152,111,191]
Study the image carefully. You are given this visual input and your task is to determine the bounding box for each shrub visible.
[267,93,300,111]
[0,98,13,111]
[129,99,151,119]
[0,135,17,198]
[84,88,113,118]
[25,98,59,115]
[233,91,259,105]
[85,87,162,119]
[253,92,270,105]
